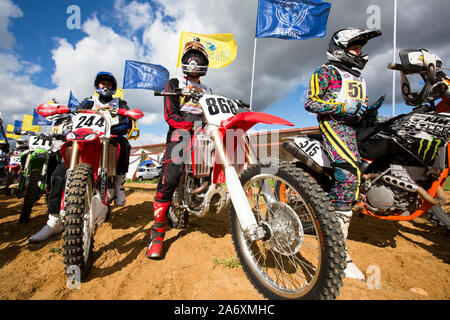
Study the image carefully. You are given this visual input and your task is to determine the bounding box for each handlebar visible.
[154,91,253,111]
[387,63,405,71]
[20,131,66,141]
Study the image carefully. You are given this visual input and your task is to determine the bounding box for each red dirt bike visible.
[36,103,144,280]
[154,89,346,300]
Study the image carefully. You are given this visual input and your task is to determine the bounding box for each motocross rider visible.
[29,110,72,243]
[305,27,384,280]
[79,71,132,206]
[145,38,212,259]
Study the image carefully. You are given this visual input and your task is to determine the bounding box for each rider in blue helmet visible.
[94,71,118,97]
[79,71,132,206]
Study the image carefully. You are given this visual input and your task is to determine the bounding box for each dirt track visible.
[0,184,449,300]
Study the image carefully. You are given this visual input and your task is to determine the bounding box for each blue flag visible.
[255,0,331,40]
[123,60,169,91]
[68,90,80,111]
[13,120,23,134]
[33,108,52,126]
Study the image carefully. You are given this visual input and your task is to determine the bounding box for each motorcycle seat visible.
[306,133,323,141]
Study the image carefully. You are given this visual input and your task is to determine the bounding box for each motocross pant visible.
[319,120,361,211]
[47,160,67,215]
[154,134,190,204]
[111,136,131,175]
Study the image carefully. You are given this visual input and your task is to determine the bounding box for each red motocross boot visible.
[145,201,171,259]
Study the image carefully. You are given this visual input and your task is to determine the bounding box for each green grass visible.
[212,257,241,270]
[126,178,159,184]
[444,177,450,191]
[48,247,62,254]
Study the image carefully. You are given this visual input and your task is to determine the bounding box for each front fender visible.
[220,111,294,133]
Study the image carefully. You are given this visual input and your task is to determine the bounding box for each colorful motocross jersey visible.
[305,64,369,122]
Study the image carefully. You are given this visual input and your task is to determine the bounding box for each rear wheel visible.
[62,163,94,280]
[18,169,41,223]
[230,161,346,300]
[167,191,189,229]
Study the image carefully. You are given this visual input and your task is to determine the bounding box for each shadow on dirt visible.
[0,194,56,269]
[350,214,450,263]
[88,194,231,279]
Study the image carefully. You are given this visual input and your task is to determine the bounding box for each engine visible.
[362,164,426,215]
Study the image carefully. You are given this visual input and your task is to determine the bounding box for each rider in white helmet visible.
[305,27,384,281]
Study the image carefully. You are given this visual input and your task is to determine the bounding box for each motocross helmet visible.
[94,71,117,97]
[181,38,209,77]
[327,27,382,70]
[397,49,446,106]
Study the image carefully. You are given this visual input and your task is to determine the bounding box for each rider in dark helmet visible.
[145,38,212,259]
[305,27,384,281]
[79,71,132,206]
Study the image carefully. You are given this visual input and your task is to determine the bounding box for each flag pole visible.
[392,0,398,117]
[249,38,258,110]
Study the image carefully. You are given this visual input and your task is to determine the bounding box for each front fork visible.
[210,128,265,241]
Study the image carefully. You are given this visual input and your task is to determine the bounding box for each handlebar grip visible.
[387,63,404,71]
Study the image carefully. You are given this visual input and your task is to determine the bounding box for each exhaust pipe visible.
[417,185,447,206]
[282,141,323,173]
[381,175,447,206]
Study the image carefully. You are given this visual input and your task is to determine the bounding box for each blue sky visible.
[1,0,448,146]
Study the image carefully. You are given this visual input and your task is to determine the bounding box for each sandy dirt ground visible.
[0,183,449,300]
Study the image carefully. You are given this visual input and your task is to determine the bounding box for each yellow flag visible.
[176,32,237,69]
[22,114,40,132]
[94,87,125,99]
[114,87,124,99]
[6,124,21,139]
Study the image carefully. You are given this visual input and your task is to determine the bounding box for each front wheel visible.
[230,161,346,300]
[18,169,41,223]
[62,163,95,280]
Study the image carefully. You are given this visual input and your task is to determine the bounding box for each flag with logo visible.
[33,108,52,126]
[22,114,40,132]
[255,0,331,39]
[68,90,80,111]
[176,32,237,69]
[123,60,169,91]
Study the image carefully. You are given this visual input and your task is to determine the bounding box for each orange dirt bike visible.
[283,49,450,230]
[154,89,346,300]
[36,103,144,280]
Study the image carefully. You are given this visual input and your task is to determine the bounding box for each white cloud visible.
[114,0,154,33]
[140,113,163,125]
[2,0,450,142]
[0,0,22,50]
[130,132,165,147]
[0,53,48,124]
